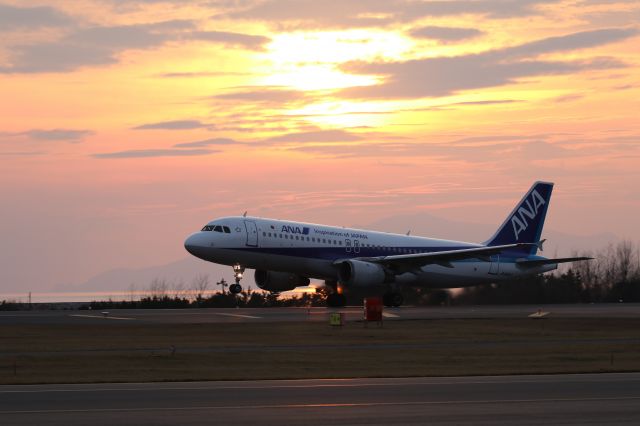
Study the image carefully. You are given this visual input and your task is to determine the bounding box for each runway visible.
[1,373,639,425]
[1,303,640,325]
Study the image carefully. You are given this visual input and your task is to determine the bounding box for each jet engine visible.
[254,270,310,293]
[337,259,388,287]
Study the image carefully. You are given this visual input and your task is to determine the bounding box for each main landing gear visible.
[325,280,347,307]
[326,292,347,307]
[383,291,403,308]
[229,264,244,294]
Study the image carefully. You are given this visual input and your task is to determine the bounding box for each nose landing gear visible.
[230,264,244,294]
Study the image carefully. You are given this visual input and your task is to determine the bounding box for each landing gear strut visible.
[383,292,403,307]
[230,264,244,294]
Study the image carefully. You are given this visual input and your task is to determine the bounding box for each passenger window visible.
[323,239,326,243]
[263,232,266,236]
[295,236,299,240]
[339,241,342,246]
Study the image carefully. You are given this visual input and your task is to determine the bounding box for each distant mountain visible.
[55,257,236,293]
[59,213,617,293]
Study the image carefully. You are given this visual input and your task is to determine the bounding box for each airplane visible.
[184,181,592,307]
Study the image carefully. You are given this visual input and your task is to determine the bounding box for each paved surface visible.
[1,373,639,425]
[1,303,640,325]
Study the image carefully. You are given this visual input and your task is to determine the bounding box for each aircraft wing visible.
[356,243,535,271]
[515,257,593,267]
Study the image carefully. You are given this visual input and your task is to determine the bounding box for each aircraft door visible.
[244,220,258,247]
[489,255,500,275]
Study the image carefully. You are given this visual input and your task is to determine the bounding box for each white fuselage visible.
[184,216,555,289]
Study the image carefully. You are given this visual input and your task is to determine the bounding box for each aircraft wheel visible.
[229,284,242,294]
[382,293,393,307]
[326,293,346,307]
[383,292,403,307]
[391,292,403,307]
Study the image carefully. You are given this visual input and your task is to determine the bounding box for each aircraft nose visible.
[184,233,205,257]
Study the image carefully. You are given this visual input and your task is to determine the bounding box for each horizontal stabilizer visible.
[516,257,593,267]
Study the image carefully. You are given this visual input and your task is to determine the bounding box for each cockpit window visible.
[202,224,231,233]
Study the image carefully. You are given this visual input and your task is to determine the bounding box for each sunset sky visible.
[1,0,639,293]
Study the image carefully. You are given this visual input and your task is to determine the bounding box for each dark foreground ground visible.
[3,303,640,325]
[2,374,640,425]
[1,306,639,384]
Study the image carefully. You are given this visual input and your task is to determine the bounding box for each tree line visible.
[2,241,638,310]
[438,240,640,305]
[86,279,331,310]
[87,241,640,308]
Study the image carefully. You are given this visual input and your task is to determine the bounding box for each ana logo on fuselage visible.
[511,190,546,239]
[281,225,310,235]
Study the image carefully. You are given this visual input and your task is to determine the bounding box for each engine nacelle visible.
[254,270,310,293]
[337,260,387,287]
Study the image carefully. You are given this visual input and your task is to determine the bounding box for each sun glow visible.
[286,100,398,127]
[260,30,411,91]
[262,63,378,91]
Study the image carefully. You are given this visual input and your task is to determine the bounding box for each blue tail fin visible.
[484,181,553,255]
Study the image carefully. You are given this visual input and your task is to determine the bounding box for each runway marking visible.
[4,375,640,394]
[3,396,640,415]
[382,312,399,318]
[213,313,261,319]
[69,314,135,321]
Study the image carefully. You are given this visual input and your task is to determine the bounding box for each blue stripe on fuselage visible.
[220,246,527,263]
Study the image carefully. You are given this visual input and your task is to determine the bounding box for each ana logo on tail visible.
[511,189,546,239]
